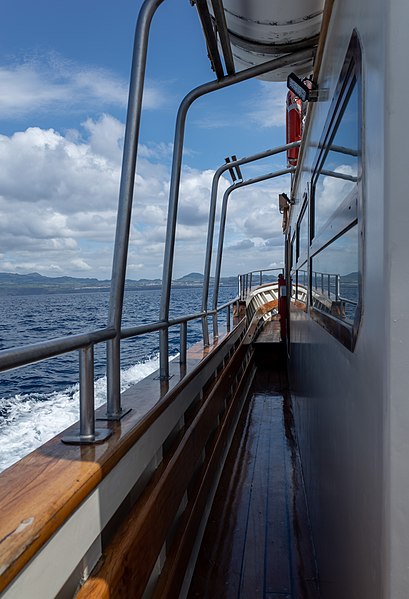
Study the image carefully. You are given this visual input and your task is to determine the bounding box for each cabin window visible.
[296,265,308,304]
[313,81,359,236]
[311,225,359,322]
[309,31,362,350]
[298,202,309,261]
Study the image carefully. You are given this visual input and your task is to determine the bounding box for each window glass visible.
[298,205,308,259]
[296,267,308,303]
[311,226,359,323]
[314,81,359,235]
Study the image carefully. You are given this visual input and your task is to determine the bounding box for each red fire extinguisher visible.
[286,90,302,167]
[278,273,287,341]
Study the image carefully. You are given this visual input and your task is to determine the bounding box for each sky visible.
[0,0,291,280]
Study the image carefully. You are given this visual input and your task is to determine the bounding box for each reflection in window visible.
[311,226,359,323]
[296,267,308,303]
[298,205,308,260]
[314,81,359,235]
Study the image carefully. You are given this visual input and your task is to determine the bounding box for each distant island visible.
[0,271,240,296]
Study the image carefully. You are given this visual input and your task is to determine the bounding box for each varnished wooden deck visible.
[188,365,320,599]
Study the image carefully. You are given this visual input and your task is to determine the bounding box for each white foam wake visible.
[0,355,161,473]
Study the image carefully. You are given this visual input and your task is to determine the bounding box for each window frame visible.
[308,31,363,350]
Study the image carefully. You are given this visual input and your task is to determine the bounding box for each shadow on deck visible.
[188,336,320,599]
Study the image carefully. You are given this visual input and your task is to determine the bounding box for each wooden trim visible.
[153,356,256,598]
[76,341,254,597]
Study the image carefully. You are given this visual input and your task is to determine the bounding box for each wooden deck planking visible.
[254,319,282,344]
[188,368,319,599]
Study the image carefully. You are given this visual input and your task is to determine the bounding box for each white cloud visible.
[0,115,289,279]
[0,54,166,118]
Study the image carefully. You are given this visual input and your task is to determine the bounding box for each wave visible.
[0,354,163,473]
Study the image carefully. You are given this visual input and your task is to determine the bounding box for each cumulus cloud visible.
[0,54,166,118]
[0,114,288,279]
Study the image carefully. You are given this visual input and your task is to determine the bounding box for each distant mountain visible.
[176,272,204,282]
[0,271,237,295]
[341,271,359,283]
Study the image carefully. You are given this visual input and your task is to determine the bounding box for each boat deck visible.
[188,361,320,599]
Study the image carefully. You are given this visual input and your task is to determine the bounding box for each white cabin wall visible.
[288,1,387,597]
[385,0,409,596]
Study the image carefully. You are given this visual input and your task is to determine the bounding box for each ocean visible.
[0,285,236,472]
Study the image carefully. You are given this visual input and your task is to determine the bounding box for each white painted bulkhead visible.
[288,0,409,597]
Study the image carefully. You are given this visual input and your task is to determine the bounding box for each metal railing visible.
[0,296,239,444]
[239,267,284,300]
[297,268,358,307]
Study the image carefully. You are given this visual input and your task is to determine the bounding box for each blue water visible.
[0,285,236,471]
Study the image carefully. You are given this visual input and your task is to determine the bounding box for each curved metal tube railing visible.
[200,142,300,346]
[211,167,295,338]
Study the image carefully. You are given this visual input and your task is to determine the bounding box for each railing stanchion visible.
[213,311,218,340]
[180,322,187,366]
[159,327,169,380]
[260,270,263,285]
[227,304,231,332]
[79,346,95,440]
[106,0,165,416]
[106,337,122,418]
[62,345,112,445]
[249,272,253,291]
[202,315,210,347]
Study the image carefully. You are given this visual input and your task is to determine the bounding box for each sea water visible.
[0,285,236,472]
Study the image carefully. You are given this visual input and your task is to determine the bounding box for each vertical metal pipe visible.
[249,272,253,290]
[321,273,324,293]
[106,337,121,417]
[180,322,187,366]
[327,274,331,297]
[336,275,341,301]
[106,0,165,414]
[212,186,234,312]
[79,346,95,440]
[227,304,231,332]
[159,328,169,379]
[201,314,210,347]
[260,270,263,285]
[213,312,218,340]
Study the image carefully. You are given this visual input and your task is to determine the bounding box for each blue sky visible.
[0,0,290,279]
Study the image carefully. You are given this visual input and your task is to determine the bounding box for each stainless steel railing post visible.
[106,0,164,417]
[180,322,187,366]
[79,346,95,440]
[260,270,263,285]
[106,337,121,418]
[62,346,112,445]
[159,327,169,379]
[227,304,231,332]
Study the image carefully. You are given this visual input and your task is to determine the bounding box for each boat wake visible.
[0,354,162,473]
